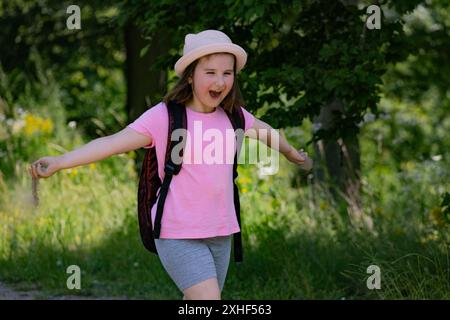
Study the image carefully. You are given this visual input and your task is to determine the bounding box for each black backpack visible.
[137,100,246,262]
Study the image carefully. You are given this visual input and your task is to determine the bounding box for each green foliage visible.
[360,94,450,168]
[378,1,450,167]
[2,0,445,145]
[117,0,430,146]
[0,0,126,140]
[383,0,450,101]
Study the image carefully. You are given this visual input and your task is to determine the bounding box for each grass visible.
[0,146,448,299]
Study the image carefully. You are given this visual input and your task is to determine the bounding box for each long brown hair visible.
[163,53,245,113]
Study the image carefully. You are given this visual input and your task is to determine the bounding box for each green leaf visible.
[139,45,150,58]
[441,192,450,208]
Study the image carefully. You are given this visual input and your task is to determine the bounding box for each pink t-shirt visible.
[127,101,255,239]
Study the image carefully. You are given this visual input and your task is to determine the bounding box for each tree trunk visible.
[125,23,170,121]
[312,100,372,229]
[124,22,171,173]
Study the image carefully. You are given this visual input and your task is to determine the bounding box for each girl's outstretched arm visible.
[29,127,152,179]
[245,117,313,171]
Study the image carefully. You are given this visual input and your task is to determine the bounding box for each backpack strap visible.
[153,100,187,239]
[225,106,246,263]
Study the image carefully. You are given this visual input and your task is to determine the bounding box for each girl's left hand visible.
[285,148,314,171]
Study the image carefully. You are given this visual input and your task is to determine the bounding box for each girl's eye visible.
[206,72,232,75]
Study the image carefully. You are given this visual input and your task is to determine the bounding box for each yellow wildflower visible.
[238,177,251,185]
[430,207,446,228]
[401,161,416,171]
[23,114,54,136]
[319,202,329,210]
[41,119,54,134]
[24,114,39,136]
[394,228,404,236]
[68,168,78,177]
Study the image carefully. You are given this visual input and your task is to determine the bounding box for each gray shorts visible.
[154,235,232,292]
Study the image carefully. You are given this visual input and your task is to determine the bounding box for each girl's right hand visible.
[28,156,62,179]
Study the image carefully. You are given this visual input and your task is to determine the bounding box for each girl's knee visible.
[183,277,221,300]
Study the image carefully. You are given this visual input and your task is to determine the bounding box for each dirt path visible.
[0,282,128,300]
[0,282,38,300]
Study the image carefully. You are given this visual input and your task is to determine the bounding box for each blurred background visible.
[0,0,448,299]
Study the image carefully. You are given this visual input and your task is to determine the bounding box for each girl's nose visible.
[215,76,225,87]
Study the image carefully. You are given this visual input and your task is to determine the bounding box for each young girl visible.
[28,30,313,300]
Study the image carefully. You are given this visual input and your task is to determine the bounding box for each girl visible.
[28,30,313,300]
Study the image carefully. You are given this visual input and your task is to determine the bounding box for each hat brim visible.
[174,43,247,77]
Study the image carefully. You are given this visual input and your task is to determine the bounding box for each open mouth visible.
[209,90,222,99]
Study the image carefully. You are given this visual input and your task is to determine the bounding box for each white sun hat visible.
[174,29,248,77]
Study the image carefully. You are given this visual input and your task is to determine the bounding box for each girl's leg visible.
[203,235,232,292]
[181,235,232,299]
[183,278,221,300]
[154,238,222,299]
